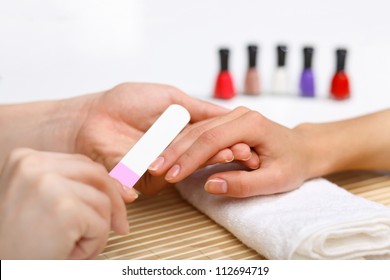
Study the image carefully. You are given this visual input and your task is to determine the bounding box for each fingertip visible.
[204,178,228,194]
[245,151,261,169]
[113,222,130,236]
[165,164,181,182]
[230,143,252,161]
[148,156,165,174]
[121,186,139,203]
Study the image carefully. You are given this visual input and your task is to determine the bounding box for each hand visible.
[0,148,137,259]
[148,107,310,197]
[71,83,229,194]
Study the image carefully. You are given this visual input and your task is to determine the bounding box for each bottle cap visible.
[336,49,347,72]
[248,45,258,68]
[277,45,287,67]
[303,47,314,69]
[219,48,230,71]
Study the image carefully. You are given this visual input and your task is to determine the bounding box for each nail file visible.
[109,104,190,188]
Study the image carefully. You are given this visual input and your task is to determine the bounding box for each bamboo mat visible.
[98,171,390,260]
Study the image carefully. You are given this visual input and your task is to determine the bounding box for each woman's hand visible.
[148,107,311,197]
[0,148,137,259]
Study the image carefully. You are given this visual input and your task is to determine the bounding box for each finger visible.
[66,200,110,259]
[202,148,234,167]
[67,178,128,236]
[235,150,261,170]
[230,143,252,161]
[164,111,265,183]
[148,107,251,176]
[203,168,291,197]
[41,156,130,235]
[112,181,139,204]
[49,177,111,259]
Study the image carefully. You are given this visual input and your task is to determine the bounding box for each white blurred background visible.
[0,0,389,124]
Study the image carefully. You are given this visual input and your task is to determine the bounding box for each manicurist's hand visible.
[148,107,311,197]
[0,83,229,195]
[0,148,136,259]
[72,83,234,195]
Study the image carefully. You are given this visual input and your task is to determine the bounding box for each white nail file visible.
[109,104,190,188]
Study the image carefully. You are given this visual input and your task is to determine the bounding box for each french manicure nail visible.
[204,178,228,194]
[165,164,180,180]
[148,156,165,171]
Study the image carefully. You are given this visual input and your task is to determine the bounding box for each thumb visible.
[204,169,285,197]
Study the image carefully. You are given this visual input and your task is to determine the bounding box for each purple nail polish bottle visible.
[300,47,315,97]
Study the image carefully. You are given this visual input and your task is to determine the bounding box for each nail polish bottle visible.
[271,45,289,95]
[300,47,315,97]
[330,49,350,100]
[214,48,235,99]
[244,45,261,96]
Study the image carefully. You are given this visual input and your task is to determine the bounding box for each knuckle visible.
[187,125,207,139]
[163,84,184,97]
[234,106,251,114]
[13,152,45,175]
[6,148,33,165]
[164,145,181,162]
[247,110,265,123]
[199,130,220,146]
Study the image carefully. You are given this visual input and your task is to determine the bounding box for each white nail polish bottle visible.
[271,45,289,95]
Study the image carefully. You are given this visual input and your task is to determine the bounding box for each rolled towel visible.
[175,165,390,259]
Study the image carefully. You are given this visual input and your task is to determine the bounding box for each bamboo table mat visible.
[98,171,390,260]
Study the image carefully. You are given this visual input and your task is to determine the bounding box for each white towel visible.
[175,165,390,259]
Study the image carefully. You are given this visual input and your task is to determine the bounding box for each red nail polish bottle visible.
[330,49,350,100]
[214,48,235,99]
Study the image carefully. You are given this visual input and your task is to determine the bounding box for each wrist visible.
[49,95,96,153]
[293,122,341,179]
[0,96,93,155]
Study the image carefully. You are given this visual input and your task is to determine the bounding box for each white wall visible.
[0,0,390,106]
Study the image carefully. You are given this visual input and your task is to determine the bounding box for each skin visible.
[149,107,390,198]
[0,82,249,259]
[0,83,253,196]
[0,148,129,259]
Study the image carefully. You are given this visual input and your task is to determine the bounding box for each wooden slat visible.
[99,171,390,260]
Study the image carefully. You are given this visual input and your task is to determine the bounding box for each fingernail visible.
[148,156,165,171]
[122,185,139,199]
[242,153,252,161]
[204,178,228,194]
[225,155,235,163]
[165,164,180,181]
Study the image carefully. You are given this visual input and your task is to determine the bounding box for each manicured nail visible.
[225,155,235,163]
[148,156,165,171]
[122,185,139,199]
[204,178,228,194]
[242,153,252,161]
[165,164,180,181]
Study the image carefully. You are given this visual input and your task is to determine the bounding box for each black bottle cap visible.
[303,47,314,69]
[336,49,347,72]
[277,45,287,67]
[219,48,230,71]
[248,45,258,68]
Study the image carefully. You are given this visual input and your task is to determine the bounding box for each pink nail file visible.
[109,104,190,188]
